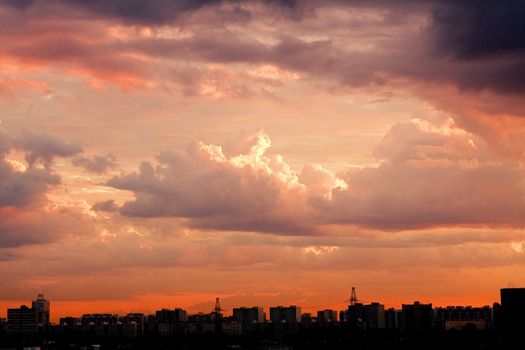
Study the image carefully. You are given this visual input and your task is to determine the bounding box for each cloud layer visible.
[104,122,525,233]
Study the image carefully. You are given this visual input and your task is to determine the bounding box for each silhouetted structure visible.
[0,289,515,349]
[434,305,492,330]
[233,306,264,333]
[350,287,358,306]
[348,302,385,329]
[32,294,50,330]
[385,308,398,329]
[269,306,301,324]
[317,309,338,324]
[213,297,223,334]
[7,294,50,335]
[7,305,36,335]
[401,301,433,331]
[233,306,264,324]
[500,288,525,349]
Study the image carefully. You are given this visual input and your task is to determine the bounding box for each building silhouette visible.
[7,294,50,335]
[7,305,36,335]
[434,305,492,330]
[269,306,301,324]
[385,308,398,329]
[233,306,264,333]
[32,294,50,330]
[500,288,525,349]
[317,309,338,324]
[401,301,433,331]
[347,302,385,329]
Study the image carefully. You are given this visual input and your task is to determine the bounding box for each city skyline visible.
[1,0,525,322]
[0,288,507,323]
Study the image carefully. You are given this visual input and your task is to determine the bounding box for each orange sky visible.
[0,0,524,322]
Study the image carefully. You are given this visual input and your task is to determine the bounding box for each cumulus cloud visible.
[323,118,525,229]
[107,129,324,234]
[104,124,525,234]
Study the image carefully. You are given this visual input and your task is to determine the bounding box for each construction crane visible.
[346,287,367,306]
[350,287,358,306]
[212,297,223,334]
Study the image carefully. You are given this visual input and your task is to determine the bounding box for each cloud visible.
[0,130,92,247]
[322,118,525,229]
[429,0,525,60]
[0,130,62,208]
[1,0,524,100]
[91,199,118,212]
[72,154,117,174]
[107,129,323,234]
[14,131,82,168]
[0,203,94,248]
[103,124,525,234]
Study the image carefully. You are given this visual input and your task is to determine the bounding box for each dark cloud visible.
[2,0,525,96]
[15,131,82,168]
[430,0,525,59]
[72,154,117,174]
[3,0,34,9]
[424,0,525,94]
[1,0,305,24]
[2,0,222,25]
[0,164,59,207]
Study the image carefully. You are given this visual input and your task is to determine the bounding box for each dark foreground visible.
[0,328,504,350]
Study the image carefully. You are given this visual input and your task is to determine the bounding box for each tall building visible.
[434,306,492,330]
[269,306,301,324]
[7,305,37,335]
[317,309,338,323]
[500,288,525,349]
[385,308,398,329]
[32,294,50,329]
[401,301,433,331]
[233,307,264,324]
[366,302,385,329]
[155,308,188,323]
[347,302,385,329]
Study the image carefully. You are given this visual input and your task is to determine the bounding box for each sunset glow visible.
[1,0,524,322]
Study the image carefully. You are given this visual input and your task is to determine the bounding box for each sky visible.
[1,0,525,322]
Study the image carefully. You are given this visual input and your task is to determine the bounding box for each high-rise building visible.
[233,307,264,324]
[401,301,433,331]
[7,305,37,335]
[317,309,338,323]
[347,302,385,329]
[500,288,525,349]
[269,306,301,324]
[434,306,492,330]
[155,308,188,323]
[385,308,398,329]
[32,294,50,329]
